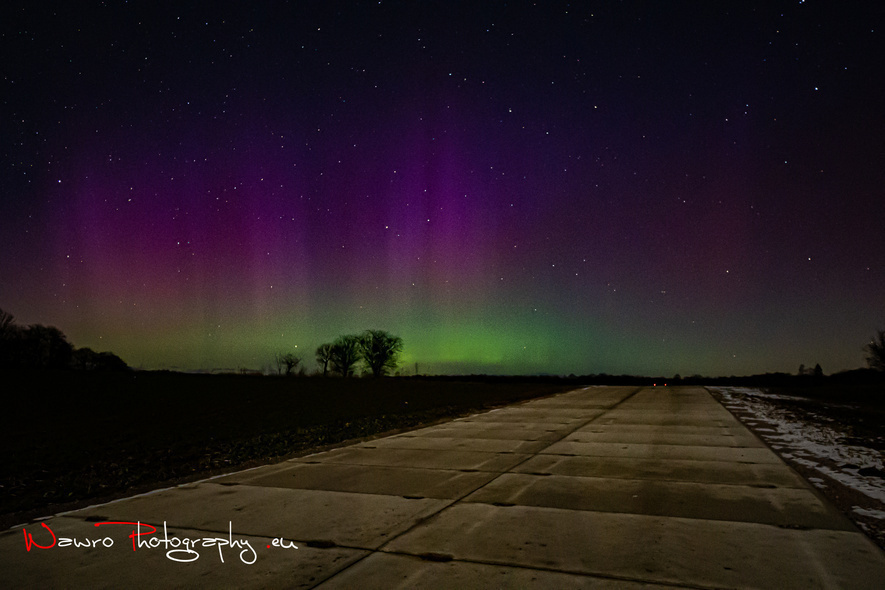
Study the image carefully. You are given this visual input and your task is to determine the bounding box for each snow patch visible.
[853,506,885,520]
[709,386,885,503]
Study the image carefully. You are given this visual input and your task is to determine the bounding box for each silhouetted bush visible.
[70,347,130,372]
[0,323,71,370]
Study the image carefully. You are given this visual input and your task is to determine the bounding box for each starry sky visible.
[2,1,884,376]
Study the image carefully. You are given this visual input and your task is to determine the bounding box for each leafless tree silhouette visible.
[0,308,14,334]
[359,329,403,377]
[865,329,885,371]
[330,335,361,377]
[275,352,301,376]
[315,343,333,376]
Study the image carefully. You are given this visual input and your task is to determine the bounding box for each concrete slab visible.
[4,385,884,588]
[513,454,810,487]
[523,386,639,407]
[616,405,732,426]
[1,515,368,589]
[517,399,632,410]
[356,435,549,454]
[627,387,715,403]
[418,420,576,436]
[515,401,632,410]
[463,473,854,529]
[602,407,737,417]
[301,446,531,472]
[316,552,684,589]
[215,463,498,499]
[594,412,738,427]
[383,503,885,589]
[398,426,563,441]
[543,440,783,463]
[455,410,594,424]
[573,423,757,436]
[561,429,764,447]
[73,482,447,549]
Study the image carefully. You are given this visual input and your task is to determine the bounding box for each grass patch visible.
[0,371,571,528]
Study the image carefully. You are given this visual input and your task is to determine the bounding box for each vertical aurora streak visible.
[2,1,884,375]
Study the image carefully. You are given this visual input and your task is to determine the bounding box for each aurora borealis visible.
[2,1,884,375]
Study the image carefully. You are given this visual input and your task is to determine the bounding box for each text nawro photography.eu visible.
[21,520,298,564]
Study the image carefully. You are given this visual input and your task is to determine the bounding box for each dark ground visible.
[709,384,885,550]
[5,373,883,550]
[0,371,570,530]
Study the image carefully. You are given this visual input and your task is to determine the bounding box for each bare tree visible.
[273,352,285,375]
[275,352,301,376]
[330,335,360,377]
[359,329,403,378]
[0,308,18,369]
[315,343,333,376]
[0,308,14,334]
[865,329,885,371]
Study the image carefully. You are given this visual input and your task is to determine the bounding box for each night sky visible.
[2,1,884,376]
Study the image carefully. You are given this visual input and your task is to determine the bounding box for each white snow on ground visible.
[853,506,885,520]
[709,387,885,503]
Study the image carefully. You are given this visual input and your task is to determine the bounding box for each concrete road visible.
[2,386,884,588]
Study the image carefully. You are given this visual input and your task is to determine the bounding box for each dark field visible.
[761,384,885,453]
[0,371,571,529]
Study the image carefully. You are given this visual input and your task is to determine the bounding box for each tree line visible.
[3,302,882,379]
[275,329,403,378]
[0,308,129,372]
